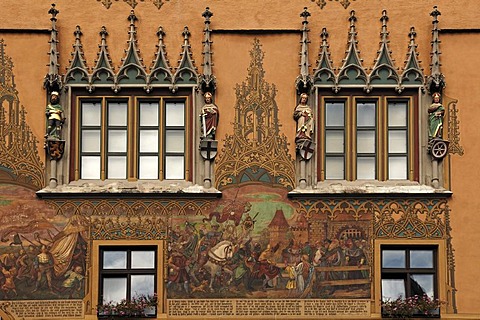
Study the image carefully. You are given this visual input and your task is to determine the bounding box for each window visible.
[75,95,190,181]
[319,95,415,181]
[381,245,437,301]
[99,246,157,314]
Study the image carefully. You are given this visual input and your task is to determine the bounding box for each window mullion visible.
[101,97,107,180]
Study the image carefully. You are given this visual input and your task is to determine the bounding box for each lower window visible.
[99,246,157,317]
[381,245,439,317]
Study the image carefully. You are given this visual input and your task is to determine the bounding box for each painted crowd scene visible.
[167,185,371,299]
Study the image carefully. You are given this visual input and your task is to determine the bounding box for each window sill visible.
[288,181,452,199]
[36,180,221,199]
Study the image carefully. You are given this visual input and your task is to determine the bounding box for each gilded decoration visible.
[215,39,295,191]
[0,40,45,190]
[98,0,169,9]
[311,0,356,9]
[446,97,464,156]
[45,198,214,240]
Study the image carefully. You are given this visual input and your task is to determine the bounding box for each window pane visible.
[389,157,407,180]
[108,156,127,179]
[410,274,434,297]
[165,130,185,153]
[140,130,159,152]
[388,102,407,127]
[357,102,376,126]
[139,156,158,179]
[165,102,184,126]
[357,131,375,153]
[132,251,155,269]
[325,157,344,179]
[410,250,434,268]
[357,157,375,179]
[103,278,127,303]
[382,279,405,300]
[103,251,127,269]
[326,102,344,126]
[82,130,100,153]
[388,131,407,153]
[81,156,100,179]
[382,250,406,268]
[140,102,159,126]
[82,102,101,126]
[325,131,344,153]
[108,130,127,152]
[131,275,155,297]
[108,102,127,126]
[165,156,184,179]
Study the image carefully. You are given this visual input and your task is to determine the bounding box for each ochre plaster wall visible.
[442,33,480,315]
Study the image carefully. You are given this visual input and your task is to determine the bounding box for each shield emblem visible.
[298,140,315,160]
[46,140,65,161]
[200,139,218,160]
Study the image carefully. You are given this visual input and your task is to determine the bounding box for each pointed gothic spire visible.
[65,26,90,85]
[313,28,337,90]
[401,26,424,87]
[44,3,62,93]
[148,26,173,89]
[117,10,147,87]
[427,6,445,94]
[337,10,367,90]
[90,26,116,92]
[172,26,199,90]
[295,7,313,94]
[369,10,400,90]
[200,7,216,93]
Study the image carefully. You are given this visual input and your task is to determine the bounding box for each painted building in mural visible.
[0,0,479,319]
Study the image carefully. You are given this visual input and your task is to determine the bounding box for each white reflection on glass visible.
[410,274,434,297]
[357,102,376,127]
[389,157,407,180]
[388,102,407,127]
[326,157,344,180]
[131,275,154,297]
[410,250,433,268]
[103,251,127,269]
[103,278,127,303]
[82,102,101,126]
[382,250,405,268]
[382,279,405,300]
[132,251,155,269]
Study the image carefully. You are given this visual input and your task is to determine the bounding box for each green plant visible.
[97,293,157,318]
[381,294,444,318]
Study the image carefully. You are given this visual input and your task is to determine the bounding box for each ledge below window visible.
[36,180,222,199]
[288,181,452,199]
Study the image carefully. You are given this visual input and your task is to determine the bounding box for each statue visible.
[200,92,219,140]
[294,93,314,144]
[45,91,64,140]
[428,92,444,140]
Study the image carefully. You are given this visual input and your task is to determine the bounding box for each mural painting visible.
[0,184,87,300]
[167,185,371,300]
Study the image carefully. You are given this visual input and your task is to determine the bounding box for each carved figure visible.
[200,92,219,140]
[428,92,444,139]
[294,93,314,144]
[45,91,64,140]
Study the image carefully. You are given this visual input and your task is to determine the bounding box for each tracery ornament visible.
[64,11,198,93]
[291,198,448,240]
[313,10,424,93]
[0,40,45,190]
[311,0,356,9]
[97,0,170,9]
[446,97,464,156]
[215,39,295,191]
[45,198,214,240]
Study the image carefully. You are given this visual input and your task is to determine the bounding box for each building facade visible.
[0,0,479,319]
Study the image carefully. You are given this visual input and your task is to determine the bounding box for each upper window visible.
[318,94,415,181]
[74,94,191,181]
[381,245,437,301]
